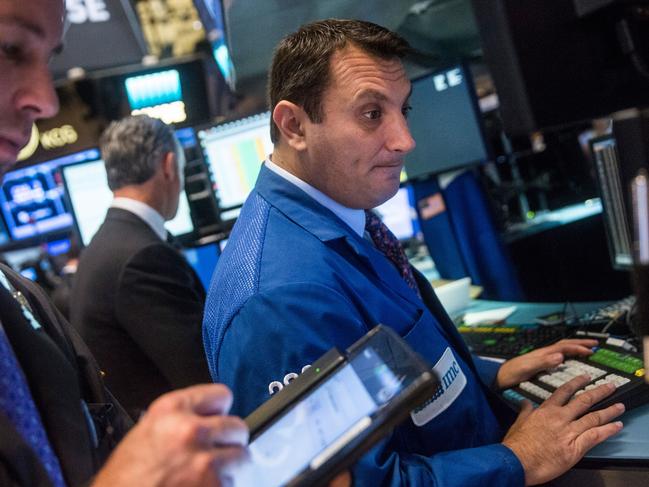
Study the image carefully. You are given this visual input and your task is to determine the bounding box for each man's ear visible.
[160,152,177,181]
[273,101,308,151]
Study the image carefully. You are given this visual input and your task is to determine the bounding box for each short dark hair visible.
[100,115,179,191]
[268,19,412,144]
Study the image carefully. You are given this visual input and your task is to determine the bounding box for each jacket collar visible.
[256,164,364,246]
[255,164,421,306]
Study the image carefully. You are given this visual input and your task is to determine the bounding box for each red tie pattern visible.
[364,210,421,298]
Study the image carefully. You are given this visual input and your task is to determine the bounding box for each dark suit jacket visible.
[0,264,131,487]
[71,208,211,417]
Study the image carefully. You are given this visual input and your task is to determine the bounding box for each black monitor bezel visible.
[403,62,491,183]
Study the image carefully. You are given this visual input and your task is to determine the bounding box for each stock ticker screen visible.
[0,149,101,241]
[197,111,273,220]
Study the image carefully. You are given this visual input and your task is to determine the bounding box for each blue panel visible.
[125,69,183,110]
[183,243,220,289]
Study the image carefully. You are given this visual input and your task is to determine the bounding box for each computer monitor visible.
[93,56,213,128]
[197,111,274,221]
[175,127,198,149]
[0,149,101,242]
[182,242,220,289]
[1,246,42,270]
[404,64,489,181]
[193,0,236,90]
[472,0,649,135]
[373,186,420,241]
[45,238,72,257]
[61,156,195,247]
[591,135,635,270]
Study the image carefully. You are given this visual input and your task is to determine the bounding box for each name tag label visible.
[411,347,466,426]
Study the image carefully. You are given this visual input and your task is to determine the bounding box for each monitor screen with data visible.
[62,157,194,246]
[0,149,102,241]
[197,112,273,220]
[373,186,419,241]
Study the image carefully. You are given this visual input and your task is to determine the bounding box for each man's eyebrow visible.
[0,15,46,39]
[354,89,388,103]
[354,86,413,105]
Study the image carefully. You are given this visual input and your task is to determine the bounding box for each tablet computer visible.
[232,325,439,487]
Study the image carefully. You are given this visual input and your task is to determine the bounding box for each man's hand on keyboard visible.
[502,375,624,486]
[495,339,598,389]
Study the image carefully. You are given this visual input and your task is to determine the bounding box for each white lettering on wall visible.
[433,68,464,92]
[66,0,111,24]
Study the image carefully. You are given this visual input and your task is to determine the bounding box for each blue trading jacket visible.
[203,165,524,486]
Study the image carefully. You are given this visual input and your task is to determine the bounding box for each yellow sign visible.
[16,124,79,162]
[132,101,187,125]
[40,125,79,150]
[17,125,40,162]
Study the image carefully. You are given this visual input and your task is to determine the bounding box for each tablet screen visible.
[233,347,404,487]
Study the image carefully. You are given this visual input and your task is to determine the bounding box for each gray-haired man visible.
[71,115,211,418]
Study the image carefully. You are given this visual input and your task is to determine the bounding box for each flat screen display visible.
[590,136,632,270]
[197,112,273,220]
[404,65,488,180]
[182,243,220,289]
[62,158,194,246]
[0,149,100,241]
[373,186,419,241]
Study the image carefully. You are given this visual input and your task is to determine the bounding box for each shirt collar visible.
[111,197,167,241]
[264,158,365,237]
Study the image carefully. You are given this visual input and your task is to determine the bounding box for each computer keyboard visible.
[578,295,636,327]
[458,324,569,359]
[503,341,649,412]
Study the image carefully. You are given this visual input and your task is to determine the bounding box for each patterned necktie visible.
[364,210,421,298]
[0,282,67,487]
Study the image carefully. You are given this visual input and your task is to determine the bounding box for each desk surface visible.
[467,300,649,464]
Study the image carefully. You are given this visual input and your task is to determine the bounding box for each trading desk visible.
[465,300,649,467]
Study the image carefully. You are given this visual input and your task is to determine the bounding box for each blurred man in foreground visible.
[0,1,246,485]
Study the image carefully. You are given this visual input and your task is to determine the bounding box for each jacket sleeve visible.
[115,243,212,387]
[213,282,524,487]
[472,355,503,388]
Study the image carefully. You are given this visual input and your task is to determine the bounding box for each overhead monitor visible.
[197,111,273,221]
[472,0,649,135]
[193,0,236,90]
[0,149,101,242]
[125,69,187,125]
[94,56,213,128]
[590,135,633,270]
[61,157,195,247]
[373,186,420,241]
[404,64,488,181]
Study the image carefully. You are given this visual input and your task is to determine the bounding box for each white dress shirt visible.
[264,159,365,237]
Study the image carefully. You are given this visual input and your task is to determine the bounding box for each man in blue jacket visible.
[203,18,625,486]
